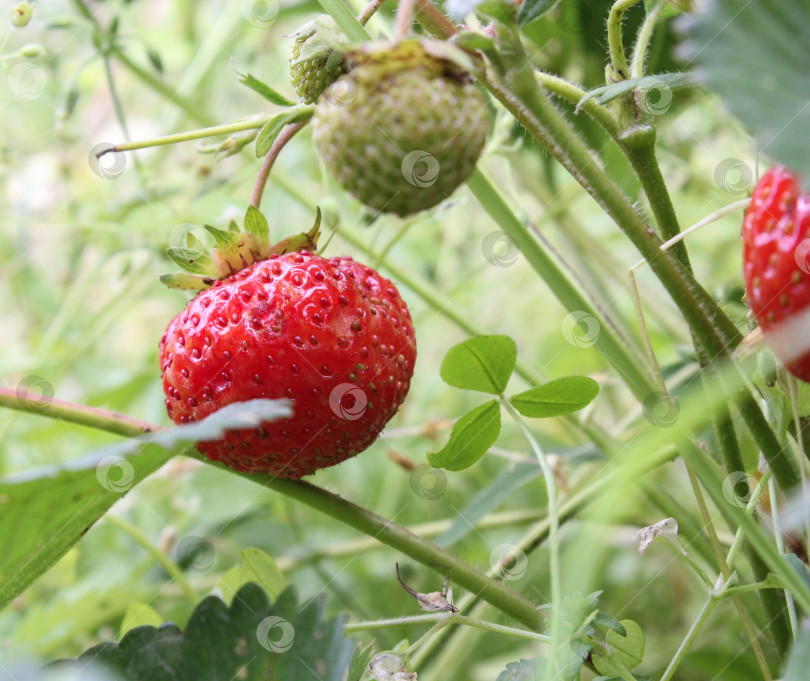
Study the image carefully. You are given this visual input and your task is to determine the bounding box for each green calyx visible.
[345,38,476,86]
[161,206,322,290]
[289,15,350,104]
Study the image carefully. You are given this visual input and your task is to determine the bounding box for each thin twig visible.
[358,0,389,25]
[250,121,306,209]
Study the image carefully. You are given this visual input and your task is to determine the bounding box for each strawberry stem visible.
[358,0,390,25]
[0,388,541,631]
[250,121,306,210]
[98,117,270,156]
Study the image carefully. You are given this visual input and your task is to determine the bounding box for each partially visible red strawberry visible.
[743,165,810,382]
[159,213,416,479]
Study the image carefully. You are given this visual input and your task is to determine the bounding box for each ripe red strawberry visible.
[159,215,416,479]
[743,165,810,382]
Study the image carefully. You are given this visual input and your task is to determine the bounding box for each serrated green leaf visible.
[240,548,285,600]
[496,658,546,681]
[593,612,627,636]
[59,584,355,681]
[244,205,270,243]
[428,400,501,471]
[0,400,291,609]
[165,247,217,276]
[236,70,295,106]
[255,108,314,157]
[517,0,561,26]
[440,335,517,395]
[510,376,599,418]
[121,601,163,635]
[592,620,645,676]
[678,0,810,188]
[575,72,692,113]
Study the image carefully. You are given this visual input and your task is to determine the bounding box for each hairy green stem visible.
[250,121,306,209]
[102,117,268,154]
[503,399,561,674]
[0,387,155,436]
[344,612,550,643]
[607,0,642,80]
[0,390,539,630]
[629,0,667,79]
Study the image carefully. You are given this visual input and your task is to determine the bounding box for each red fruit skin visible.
[743,165,810,381]
[159,252,416,478]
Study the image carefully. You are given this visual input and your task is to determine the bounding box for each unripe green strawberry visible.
[289,15,349,104]
[312,40,491,217]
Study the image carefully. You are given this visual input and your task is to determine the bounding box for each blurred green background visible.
[0,0,766,678]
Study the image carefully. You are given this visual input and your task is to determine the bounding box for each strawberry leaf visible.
[510,376,599,418]
[574,73,692,113]
[235,67,296,107]
[440,335,517,395]
[54,584,355,681]
[428,400,501,470]
[592,619,645,677]
[0,400,291,609]
[255,108,313,157]
[678,0,810,188]
[517,0,561,27]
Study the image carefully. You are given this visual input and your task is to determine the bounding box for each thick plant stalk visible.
[0,389,539,630]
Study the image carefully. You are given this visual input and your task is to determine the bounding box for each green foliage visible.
[52,584,355,681]
[440,335,517,395]
[592,619,645,677]
[679,0,810,187]
[0,400,289,609]
[510,376,599,418]
[427,399,501,470]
